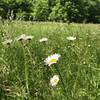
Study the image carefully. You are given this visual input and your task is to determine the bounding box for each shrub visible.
[49,2,67,22]
[0,0,100,23]
[32,0,49,21]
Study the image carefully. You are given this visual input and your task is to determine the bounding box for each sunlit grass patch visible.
[0,21,100,100]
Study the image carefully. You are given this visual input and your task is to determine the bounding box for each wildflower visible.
[39,37,48,42]
[2,39,12,45]
[50,75,59,86]
[44,53,61,66]
[16,34,26,41]
[24,35,34,40]
[83,61,86,64]
[67,36,76,41]
[88,44,91,47]
[16,34,34,41]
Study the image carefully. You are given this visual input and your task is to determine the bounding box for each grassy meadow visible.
[0,21,100,100]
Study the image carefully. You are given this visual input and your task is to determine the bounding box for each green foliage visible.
[87,0,100,23]
[49,3,67,22]
[64,1,79,22]
[0,21,100,99]
[32,0,49,21]
[0,0,100,23]
[0,0,33,20]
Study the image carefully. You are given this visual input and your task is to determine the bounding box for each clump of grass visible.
[0,21,100,100]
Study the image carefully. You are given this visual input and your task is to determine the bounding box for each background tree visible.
[0,0,100,23]
[32,0,49,21]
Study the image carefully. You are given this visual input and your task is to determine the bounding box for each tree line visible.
[0,0,100,23]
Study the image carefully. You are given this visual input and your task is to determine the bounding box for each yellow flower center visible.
[54,79,59,85]
[50,59,57,63]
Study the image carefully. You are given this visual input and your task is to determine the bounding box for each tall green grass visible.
[0,21,100,100]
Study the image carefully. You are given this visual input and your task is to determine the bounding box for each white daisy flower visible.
[2,39,13,45]
[67,36,76,41]
[24,35,34,40]
[16,34,26,41]
[39,38,48,42]
[16,34,34,41]
[44,53,61,66]
[50,75,59,86]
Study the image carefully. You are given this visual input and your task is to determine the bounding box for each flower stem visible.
[22,45,29,96]
[55,65,67,97]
